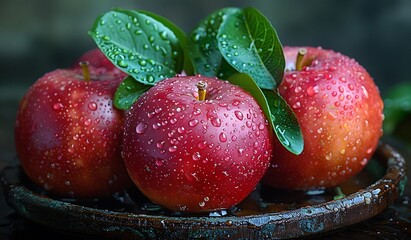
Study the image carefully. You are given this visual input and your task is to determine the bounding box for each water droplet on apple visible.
[155,158,165,166]
[307,85,319,96]
[234,110,243,120]
[325,152,332,161]
[292,102,301,109]
[156,140,165,149]
[219,132,227,142]
[83,118,92,127]
[189,119,199,127]
[136,122,148,134]
[170,118,177,124]
[294,86,302,93]
[88,102,98,111]
[232,99,241,106]
[192,152,201,161]
[197,141,207,149]
[177,127,185,133]
[238,148,244,156]
[53,103,63,110]
[168,146,178,152]
[211,118,221,127]
[152,122,161,130]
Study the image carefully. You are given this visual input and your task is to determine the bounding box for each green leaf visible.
[228,73,272,131]
[262,89,304,155]
[114,76,152,110]
[140,10,194,75]
[217,7,285,89]
[383,82,411,134]
[88,8,184,85]
[228,73,303,155]
[188,7,240,79]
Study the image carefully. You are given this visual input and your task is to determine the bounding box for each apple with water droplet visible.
[73,48,126,74]
[14,52,132,198]
[122,75,273,212]
[263,46,384,190]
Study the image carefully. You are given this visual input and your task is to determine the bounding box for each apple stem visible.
[296,48,307,71]
[79,61,91,82]
[196,81,207,101]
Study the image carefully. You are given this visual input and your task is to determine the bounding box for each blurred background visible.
[1,0,411,161]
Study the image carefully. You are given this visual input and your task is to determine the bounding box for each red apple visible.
[14,62,132,198]
[122,75,273,212]
[263,46,384,190]
[73,48,123,73]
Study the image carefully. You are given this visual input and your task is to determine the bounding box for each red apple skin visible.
[14,66,132,198]
[73,48,125,74]
[262,46,384,190]
[122,75,273,212]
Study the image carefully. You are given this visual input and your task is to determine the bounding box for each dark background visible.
[1,0,411,165]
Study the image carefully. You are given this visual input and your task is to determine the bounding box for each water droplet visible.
[307,85,319,96]
[275,125,290,146]
[211,118,222,127]
[192,152,201,161]
[156,141,165,149]
[170,118,177,124]
[325,152,332,160]
[139,60,147,66]
[168,146,177,152]
[234,111,243,120]
[197,141,207,149]
[136,122,147,134]
[88,102,98,111]
[53,103,63,110]
[146,75,155,83]
[117,60,128,68]
[177,127,185,133]
[238,148,244,156]
[219,133,227,142]
[189,119,199,127]
[155,158,165,166]
[84,118,92,126]
[294,86,302,93]
[292,102,301,109]
[232,99,241,106]
[152,122,161,130]
[160,31,168,40]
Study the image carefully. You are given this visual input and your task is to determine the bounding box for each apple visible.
[14,60,132,198]
[262,46,384,190]
[122,75,273,212]
[73,48,124,73]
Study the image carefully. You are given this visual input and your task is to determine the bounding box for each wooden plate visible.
[1,142,407,239]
